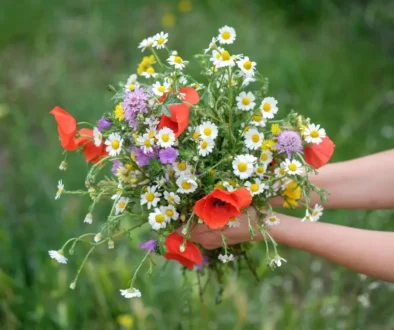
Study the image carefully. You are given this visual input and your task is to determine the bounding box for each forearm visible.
[269,214,394,282]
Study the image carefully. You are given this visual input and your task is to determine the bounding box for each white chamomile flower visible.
[94,233,103,242]
[160,205,179,221]
[232,154,257,179]
[260,150,273,164]
[189,126,200,141]
[153,32,168,49]
[227,217,241,228]
[237,56,256,75]
[199,121,218,140]
[173,161,192,177]
[137,133,154,153]
[115,197,129,215]
[218,254,234,263]
[244,128,264,150]
[148,208,168,230]
[167,55,187,70]
[214,50,236,68]
[245,178,267,196]
[176,176,198,194]
[84,213,93,224]
[138,37,154,52]
[236,91,256,111]
[125,74,138,91]
[164,191,181,204]
[93,127,102,146]
[223,181,237,192]
[283,159,303,175]
[59,161,67,171]
[274,166,287,178]
[152,81,171,97]
[144,116,160,127]
[120,288,141,299]
[312,204,324,220]
[198,138,215,157]
[241,73,257,87]
[179,75,188,85]
[145,126,157,140]
[218,26,236,44]
[141,186,161,209]
[255,164,267,177]
[251,113,267,127]
[156,127,175,148]
[270,255,287,268]
[302,210,318,222]
[204,37,217,54]
[141,67,158,78]
[304,123,326,144]
[55,180,64,199]
[105,133,123,156]
[260,97,278,119]
[48,250,67,264]
[210,47,225,64]
[264,215,280,226]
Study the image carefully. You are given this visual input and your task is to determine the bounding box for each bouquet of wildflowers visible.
[49,26,335,299]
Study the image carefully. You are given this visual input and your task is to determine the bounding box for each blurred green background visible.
[1,0,394,329]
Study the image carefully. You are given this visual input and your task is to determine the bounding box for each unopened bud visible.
[69,282,76,290]
[179,242,186,253]
[94,233,103,243]
[108,239,114,249]
[181,227,188,236]
[192,156,199,162]
[59,161,68,171]
[180,214,186,222]
[228,155,234,160]
[198,218,203,224]
[84,213,93,224]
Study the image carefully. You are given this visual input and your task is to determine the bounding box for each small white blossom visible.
[218,254,234,263]
[49,250,67,264]
[55,180,64,200]
[120,288,142,299]
[84,213,93,224]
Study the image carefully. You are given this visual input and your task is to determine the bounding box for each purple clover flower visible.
[133,147,158,167]
[275,130,303,159]
[140,239,157,252]
[159,147,179,164]
[195,255,209,271]
[111,160,122,175]
[97,117,112,131]
[123,87,149,129]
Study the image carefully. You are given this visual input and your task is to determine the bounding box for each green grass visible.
[1,0,394,329]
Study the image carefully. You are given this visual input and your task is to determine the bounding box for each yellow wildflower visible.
[161,13,176,28]
[114,103,125,121]
[178,0,192,13]
[261,139,277,151]
[117,314,134,329]
[271,123,281,136]
[282,181,301,208]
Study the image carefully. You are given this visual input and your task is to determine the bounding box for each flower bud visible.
[69,282,76,290]
[59,161,68,171]
[84,213,93,224]
[94,233,103,243]
[179,242,186,253]
[108,239,114,249]
[198,218,203,224]
[180,214,186,222]
[181,227,188,236]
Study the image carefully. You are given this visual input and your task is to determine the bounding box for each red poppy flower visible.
[75,128,107,163]
[158,103,190,138]
[179,87,200,105]
[305,136,335,169]
[163,232,202,269]
[50,106,78,151]
[193,188,252,229]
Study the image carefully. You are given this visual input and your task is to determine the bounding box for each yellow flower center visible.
[144,140,151,147]
[229,218,236,222]
[177,162,187,171]
[229,179,237,187]
[165,209,174,217]
[148,130,155,139]
[242,97,250,105]
[243,60,252,70]
[288,164,297,172]
[181,181,191,190]
[128,84,135,91]
[157,37,165,45]
[237,162,248,172]
[192,131,199,139]
[155,214,165,223]
[279,168,286,176]
[174,56,182,64]
[313,211,318,217]
[126,164,135,171]
[250,183,259,192]
[201,141,208,149]
[269,217,277,222]
[256,167,265,174]
[145,193,155,202]
[57,188,63,194]
[158,85,166,93]
[221,51,231,61]
[261,153,268,161]
[111,140,120,149]
[118,201,126,209]
[310,130,319,138]
[252,114,262,122]
[168,195,174,201]
[263,102,271,112]
[271,124,281,135]
[162,133,170,142]
[203,127,212,136]
[215,53,222,60]
[222,31,231,40]
[146,67,155,74]
[251,134,260,143]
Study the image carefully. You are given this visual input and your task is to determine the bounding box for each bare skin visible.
[190,149,394,282]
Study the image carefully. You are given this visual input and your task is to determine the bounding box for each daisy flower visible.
[140,186,161,209]
[137,134,154,154]
[227,217,241,228]
[84,213,93,224]
[264,215,280,226]
[167,55,187,70]
[93,127,103,146]
[153,32,168,49]
[120,288,142,299]
[115,197,129,215]
[301,210,318,222]
[105,133,123,156]
[210,47,225,64]
[179,75,188,85]
[217,26,236,44]
[260,97,279,119]
[237,56,256,76]
[152,81,171,97]
[141,67,157,78]
[223,180,238,192]
[236,91,256,111]
[125,74,138,91]
[251,113,267,127]
[138,37,154,52]
[218,254,234,263]
[176,176,198,194]
[241,73,257,87]
[255,164,267,177]
[204,37,217,54]
[270,255,287,268]
[215,50,236,68]
[148,208,168,230]
[274,166,287,178]
[232,154,257,179]
[156,127,176,148]
[48,250,67,264]
[55,180,64,200]
[199,121,218,140]
[245,178,267,196]
[173,161,192,177]
[304,123,326,144]
[198,138,215,157]
[282,159,303,175]
[312,204,324,220]
[160,205,179,221]
[244,128,264,150]
[260,150,273,164]
[164,191,181,204]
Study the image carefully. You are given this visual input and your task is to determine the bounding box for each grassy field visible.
[1,0,394,329]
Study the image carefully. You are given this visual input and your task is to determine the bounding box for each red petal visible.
[75,128,93,147]
[163,253,195,269]
[158,104,190,138]
[205,203,240,229]
[83,141,107,163]
[179,87,200,105]
[230,188,253,209]
[164,233,202,269]
[305,136,335,169]
[50,106,78,151]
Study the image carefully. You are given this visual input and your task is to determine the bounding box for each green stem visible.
[70,246,96,287]
[130,251,151,287]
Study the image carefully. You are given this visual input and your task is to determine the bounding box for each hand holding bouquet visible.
[49,26,335,299]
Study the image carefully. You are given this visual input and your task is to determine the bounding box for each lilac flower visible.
[195,255,209,271]
[111,160,122,175]
[97,117,112,131]
[134,147,158,166]
[275,130,303,159]
[159,147,178,164]
[140,239,157,252]
[123,87,149,129]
